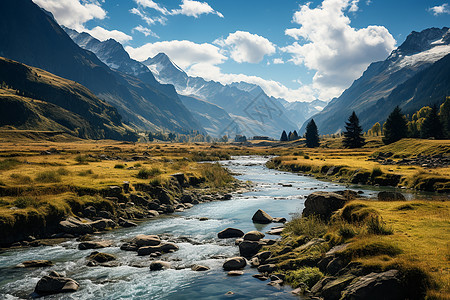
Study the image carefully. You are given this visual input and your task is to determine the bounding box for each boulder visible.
[254,251,272,263]
[272,217,287,223]
[341,270,404,300]
[252,209,273,224]
[87,252,116,263]
[321,274,356,300]
[98,210,112,219]
[34,271,79,295]
[266,228,284,235]
[78,241,112,250]
[302,192,347,220]
[15,260,53,268]
[253,274,268,281]
[137,242,179,256]
[147,210,159,217]
[180,194,193,203]
[59,217,93,235]
[120,242,139,251]
[218,228,244,239]
[377,191,406,201]
[90,219,116,231]
[118,218,137,228]
[243,231,265,241]
[191,264,210,271]
[150,261,171,271]
[132,234,161,247]
[239,240,262,258]
[228,271,244,276]
[223,257,247,271]
[257,264,276,273]
[170,173,185,186]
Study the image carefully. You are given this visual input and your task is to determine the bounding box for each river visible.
[0,156,393,299]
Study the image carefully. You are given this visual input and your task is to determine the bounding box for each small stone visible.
[191,264,210,271]
[227,271,244,276]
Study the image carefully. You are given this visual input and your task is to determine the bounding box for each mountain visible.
[0,57,136,141]
[0,0,203,134]
[144,53,297,138]
[281,100,327,129]
[302,27,450,134]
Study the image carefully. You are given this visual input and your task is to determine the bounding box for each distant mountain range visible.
[0,57,136,140]
[302,27,450,134]
[0,0,203,135]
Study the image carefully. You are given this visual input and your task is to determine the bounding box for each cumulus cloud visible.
[85,26,133,43]
[132,25,159,38]
[33,0,106,31]
[125,40,226,69]
[429,3,450,15]
[134,0,169,15]
[281,0,396,100]
[215,31,276,63]
[130,7,167,25]
[273,58,284,64]
[171,0,224,18]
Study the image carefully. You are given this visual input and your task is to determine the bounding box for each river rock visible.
[252,209,273,224]
[223,257,247,271]
[254,251,272,263]
[257,264,276,273]
[228,271,244,276]
[59,217,93,235]
[341,270,404,300]
[88,252,116,263]
[137,242,179,256]
[150,261,171,271]
[243,231,265,241]
[272,217,287,223]
[132,234,161,247]
[120,242,139,251]
[377,191,406,201]
[239,240,262,258]
[78,241,112,250]
[180,194,193,203]
[191,264,210,271]
[15,260,53,268]
[321,274,356,300]
[34,271,79,296]
[302,191,347,220]
[148,210,160,217]
[90,219,116,231]
[118,217,137,228]
[253,274,268,281]
[266,228,283,235]
[218,228,244,239]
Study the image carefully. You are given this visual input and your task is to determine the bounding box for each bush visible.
[367,216,393,235]
[285,214,328,238]
[137,167,162,179]
[114,164,125,169]
[10,173,32,184]
[35,171,61,183]
[14,196,39,208]
[56,167,70,175]
[0,158,21,170]
[286,267,323,288]
[77,169,94,176]
[371,167,383,179]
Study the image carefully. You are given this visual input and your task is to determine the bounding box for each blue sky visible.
[34,0,450,102]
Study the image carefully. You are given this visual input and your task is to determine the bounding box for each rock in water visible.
[58,217,93,235]
[15,260,53,268]
[150,261,171,271]
[228,271,244,276]
[223,257,247,271]
[243,231,265,241]
[218,228,244,239]
[131,234,161,247]
[34,271,79,295]
[78,241,112,250]
[239,241,262,258]
[302,191,347,220]
[341,270,404,299]
[377,191,406,201]
[191,264,210,271]
[87,252,116,263]
[252,209,273,224]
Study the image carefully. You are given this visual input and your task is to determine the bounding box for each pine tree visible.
[280,130,288,141]
[382,106,408,144]
[440,97,450,138]
[293,130,299,140]
[288,131,294,141]
[305,119,320,148]
[421,105,443,139]
[343,111,365,148]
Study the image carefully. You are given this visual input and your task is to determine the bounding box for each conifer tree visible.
[343,111,365,148]
[382,106,408,144]
[440,97,450,138]
[293,130,299,140]
[421,105,443,139]
[280,130,288,141]
[305,119,320,148]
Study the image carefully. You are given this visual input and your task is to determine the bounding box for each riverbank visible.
[266,138,450,193]
[253,191,450,299]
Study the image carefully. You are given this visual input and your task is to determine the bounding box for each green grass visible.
[199,163,235,188]
[284,214,327,238]
[136,167,162,179]
[9,173,32,184]
[285,267,323,288]
[35,170,61,183]
[0,158,21,170]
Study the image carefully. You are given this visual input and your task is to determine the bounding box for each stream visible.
[0,156,411,299]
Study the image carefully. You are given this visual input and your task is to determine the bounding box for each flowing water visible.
[0,156,414,299]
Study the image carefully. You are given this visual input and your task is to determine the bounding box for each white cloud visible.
[130,7,167,26]
[84,26,132,43]
[187,63,316,102]
[132,25,159,38]
[281,0,396,100]
[33,0,106,31]
[273,58,284,64]
[125,40,226,69]
[429,3,450,15]
[134,0,169,15]
[171,0,224,18]
[215,31,276,63]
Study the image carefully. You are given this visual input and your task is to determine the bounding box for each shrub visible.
[75,154,89,165]
[77,169,94,176]
[14,196,39,208]
[367,216,393,235]
[286,267,323,288]
[134,163,142,168]
[371,167,383,179]
[285,214,328,238]
[0,158,21,170]
[137,167,162,179]
[149,177,161,186]
[35,171,61,183]
[10,173,32,184]
[56,167,70,175]
[338,223,358,239]
[200,163,234,188]
[114,164,125,169]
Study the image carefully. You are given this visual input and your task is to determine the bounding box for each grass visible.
[136,167,162,179]
[35,170,61,183]
[285,267,323,288]
[199,163,235,188]
[284,214,327,238]
[114,164,125,169]
[0,158,21,170]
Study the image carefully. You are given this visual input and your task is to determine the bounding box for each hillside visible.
[0,57,136,141]
[0,0,203,134]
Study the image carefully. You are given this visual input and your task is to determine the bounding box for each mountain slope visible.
[0,57,136,140]
[302,27,450,134]
[144,53,297,138]
[0,0,202,134]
